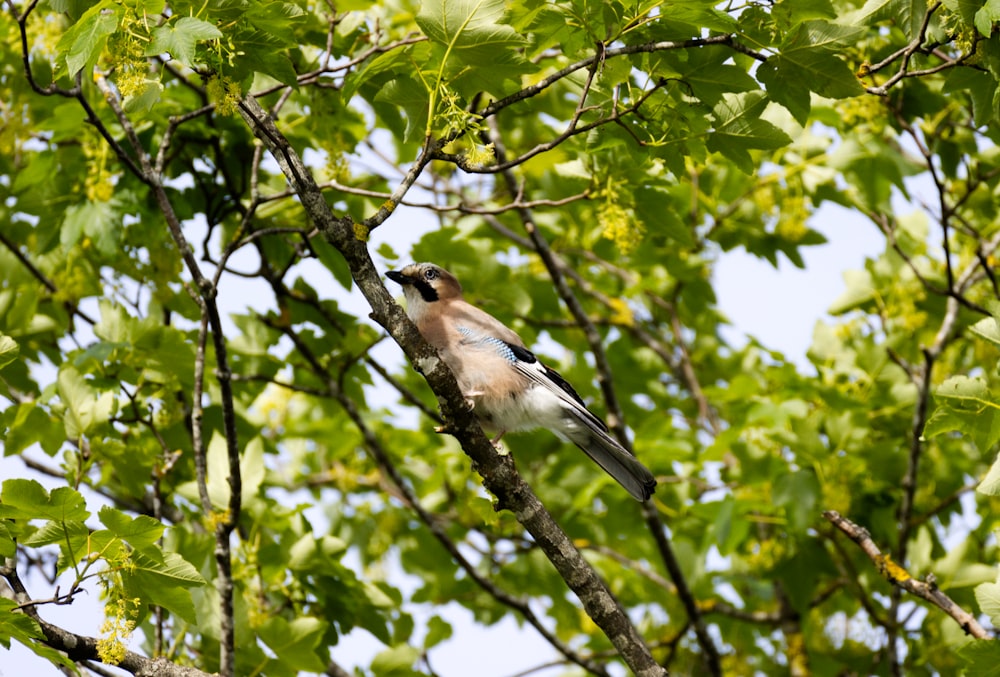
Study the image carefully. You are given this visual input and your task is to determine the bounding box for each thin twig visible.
[478,35,765,122]
[0,230,97,325]
[441,78,672,174]
[862,3,976,96]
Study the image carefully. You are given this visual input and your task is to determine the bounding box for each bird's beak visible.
[385,270,414,286]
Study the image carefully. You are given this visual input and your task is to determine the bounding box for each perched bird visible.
[386,262,656,501]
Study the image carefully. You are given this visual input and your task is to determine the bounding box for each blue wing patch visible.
[457,326,523,364]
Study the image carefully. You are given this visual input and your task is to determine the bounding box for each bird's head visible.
[386,263,464,310]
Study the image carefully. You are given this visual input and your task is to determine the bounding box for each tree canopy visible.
[4,0,1000,675]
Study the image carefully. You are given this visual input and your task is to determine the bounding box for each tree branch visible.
[0,230,97,326]
[477,35,764,123]
[237,92,667,677]
[256,315,607,674]
[1,561,210,677]
[823,511,990,640]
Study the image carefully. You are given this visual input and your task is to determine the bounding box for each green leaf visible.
[259,616,327,672]
[58,1,121,75]
[975,0,1000,37]
[969,314,1000,347]
[845,0,928,38]
[760,19,864,121]
[978,452,1000,496]
[58,365,117,438]
[934,376,1000,415]
[975,581,1000,626]
[244,1,307,42]
[0,599,46,656]
[683,60,759,106]
[343,43,421,101]
[774,470,820,532]
[925,376,1000,453]
[829,269,876,314]
[943,67,998,127]
[711,497,750,555]
[241,436,266,502]
[375,75,431,143]
[19,518,88,548]
[123,79,165,115]
[0,481,89,524]
[98,506,164,550]
[126,551,205,623]
[423,616,452,648]
[370,644,421,675]
[665,0,739,32]
[706,91,792,173]
[415,0,531,95]
[132,549,205,586]
[827,133,921,210]
[242,43,299,87]
[0,522,16,558]
[416,0,526,58]
[0,479,48,519]
[206,434,265,510]
[93,299,130,343]
[48,0,94,17]
[61,199,122,257]
[0,596,37,641]
[149,17,223,66]
[958,639,1000,677]
[774,22,865,99]
[0,334,18,371]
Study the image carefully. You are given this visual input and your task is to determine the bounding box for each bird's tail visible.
[568,427,657,501]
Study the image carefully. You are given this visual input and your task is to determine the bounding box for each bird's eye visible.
[424,268,439,281]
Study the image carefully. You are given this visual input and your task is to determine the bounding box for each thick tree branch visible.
[334,371,610,676]
[237,93,667,677]
[256,315,607,674]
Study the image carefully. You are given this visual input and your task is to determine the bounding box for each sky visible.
[715,201,885,364]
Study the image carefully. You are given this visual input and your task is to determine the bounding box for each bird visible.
[386,262,656,501]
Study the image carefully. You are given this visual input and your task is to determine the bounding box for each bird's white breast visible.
[478,383,578,439]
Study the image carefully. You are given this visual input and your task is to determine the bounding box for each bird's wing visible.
[449,312,617,436]
[500,341,612,436]
[456,335,655,500]
[505,341,656,499]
